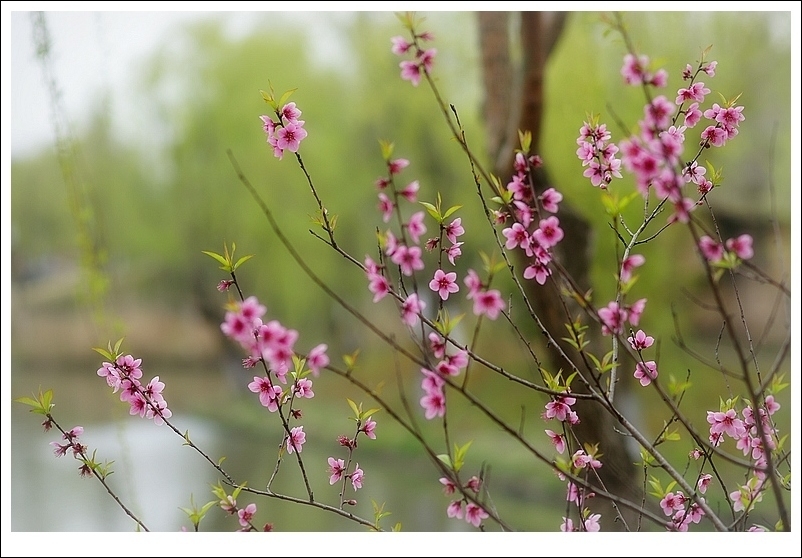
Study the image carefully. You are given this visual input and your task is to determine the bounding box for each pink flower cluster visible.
[542,392,579,425]
[440,475,489,528]
[97,354,172,425]
[464,269,505,320]
[418,336,470,419]
[698,233,754,263]
[499,153,564,285]
[259,101,308,160]
[391,30,436,86]
[326,457,365,491]
[659,490,705,532]
[49,426,92,476]
[577,121,623,189]
[598,298,646,336]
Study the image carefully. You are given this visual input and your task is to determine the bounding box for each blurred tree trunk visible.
[477,12,641,530]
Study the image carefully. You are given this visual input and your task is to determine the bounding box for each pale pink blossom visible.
[285,425,306,454]
[726,234,753,260]
[464,502,489,527]
[350,465,364,490]
[400,293,426,327]
[545,429,566,454]
[429,269,459,300]
[306,344,329,376]
[627,329,654,351]
[327,457,346,484]
[237,503,257,528]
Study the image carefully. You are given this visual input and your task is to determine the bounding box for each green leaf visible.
[277,88,298,108]
[420,201,441,222]
[346,398,361,418]
[14,396,40,408]
[442,204,462,220]
[233,254,254,271]
[379,139,394,161]
[361,408,381,421]
[436,454,452,469]
[92,346,113,360]
[518,129,532,154]
[201,250,230,269]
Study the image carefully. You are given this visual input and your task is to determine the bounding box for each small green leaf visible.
[277,88,298,109]
[346,398,361,418]
[436,454,452,469]
[442,204,462,220]
[233,254,254,271]
[420,201,441,222]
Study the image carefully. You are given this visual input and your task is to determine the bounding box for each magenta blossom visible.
[306,344,329,376]
[420,388,446,420]
[350,465,364,490]
[620,254,645,283]
[400,292,426,327]
[361,416,377,440]
[726,234,754,260]
[472,289,505,320]
[447,500,463,519]
[429,269,459,300]
[444,218,465,244]
[545,429,566,454]
[285,426,306,454]
[237,503,257,528]
[464,502,489,528]
[327,457,346,485]
[276,121,307,153]
[598,301,627,336]
[627,329,654,351]
[634,360,658,387]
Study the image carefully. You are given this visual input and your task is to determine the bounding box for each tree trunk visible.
[477,11,641,530]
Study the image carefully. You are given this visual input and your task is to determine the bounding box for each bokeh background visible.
[5,7,797,538]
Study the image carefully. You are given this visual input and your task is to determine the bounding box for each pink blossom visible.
[545,429,566,454]
[368,273,390,303]
[627,329,654,351]
[544,394,577,422]
[702,60,717,76]
[351,464,364,490]
[701,125,728,148]
[523,261,551,285]
[707,409,746,439]
[464,502,489,527]
[418,48,436,73]
[361,417,377,440]
[620,254,645,283]
[464,269,482,299]
[764,395,781,415]
[583,513,601,532]
[390,36,411,55]
[730,477,764,512]
[429,269,459,300]
[377,193,394,223]
[675,82,710,105]
[327,457,345,484]
[280,102,302,123]
[621,53,650,85]
[726,234,753,260]
[276,121,307,152]
[399,60,422,86]
[440,477,457,495]
[447,500,463,519]
[445,242,463,265]
[634,360,658,387]
[560,517,575,532]
[472,289,505,320]
[388,158,409,175]
[539,187,562,213]
[533,216,564,249]
[628,298,647,326]
[684,102,703,128]
[400,293,426,327]
[237,503,257,527]
[502,222,530,251]
[697,474,713,494]
[444,218,465,244]
[400,180,420,202]
[306,344,329,376]
[115,354,143,381]
[420,388,446,419]
[293,378,314,399]
[285,426,306,454]
[248,377,283,412]
[428,334,446,360]
[391,244,425,276]
[598,301,627,336]
[660,491,686,516]
[466,476,481,492]
[407,211,426,244]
